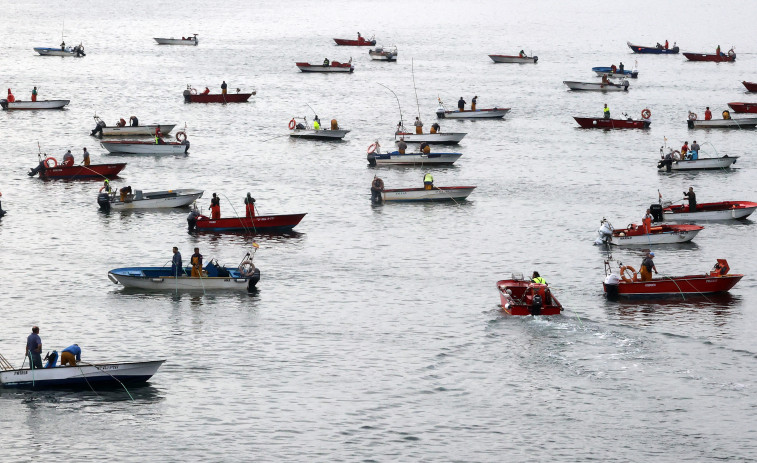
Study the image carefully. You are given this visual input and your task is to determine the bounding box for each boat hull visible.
[0,360,165,388]
[100,141,188,154]
[333,38,376,46]
[109,265,260,291]
[100,124,176,136]
[296,63,354,73]
[592,67,638,78]
[154,37,198,45]
[659,157,738,171]
[369,49,397,61]
[627,42,679,54]
[368,152,462,166]
[35,163,126,179]
[496,280,562,316]
[190,213,306,232]
[289,129,350,140]
[1,99,69,110]
[380,186,475,202]
[488,54,538,63]
[683,52,735,62]
[564,81,628,91]
[436,108,510,119]
[727,102,757,114]
[394,132,466,144]
[574,117,649,129]
[33,47,80,57]
[743,81,757,92]
[663,201,757,221]
[608,224,703,245]
[604,274,743,298]
[687,118,757,128]
[184,93,253,103]
[99,189,204,211]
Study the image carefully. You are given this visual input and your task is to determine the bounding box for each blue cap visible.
[649,252,655,257]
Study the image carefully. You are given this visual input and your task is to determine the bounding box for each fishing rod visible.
[411,58,421,119]
[378,82,404,128]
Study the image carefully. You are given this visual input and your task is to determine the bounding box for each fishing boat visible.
[627,41,679,54]
[683,49,735,62]
[0,358,165,388]
[98,188,204,211]
[686,112,757,129]
[92,116,176,137]
[594,218,703,246]
[109,253,260,292]
[436,99,510,119]
[334,35,375,46]
[183,86,255,103]
[496,277,562,315]
[663,201,757,221]
[564,80,629,91]
[372,182,476,203]
[369,46,397,61]
[296,61,354,73]
[727,102,757,114]
[592,67,638,78]
[100,133,190,155]
[743,81,757,92]
[154,34,198,45]
[394,129,466,144]
[366,142,462,166]
[603,259,742,299]
[573,116,650,129]
[488,54,538,63]
[33,44,85,57]
[187,205,306,233]
[28,157,126,179]
[288,118,349,140]
[1,99,69,110]
[657,147,738,171]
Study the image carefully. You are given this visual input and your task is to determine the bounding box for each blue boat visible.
[627,41,679,54]
[592,66,638,78]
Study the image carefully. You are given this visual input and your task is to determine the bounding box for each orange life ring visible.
[620,265,638,283]
[641,108,651,119]
[189,88,198,95]
[175,131,187,142]
[367,143,378,154]
[688,112,698,121]
[288,118,296,130]
[44,157,58,168]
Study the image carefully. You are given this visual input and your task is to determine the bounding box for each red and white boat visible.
[663,201,757,221]
[488,54,538,64]
[28,157,126,179]
[603,259,743,299]
[183,86,255,103]
[187,208,306,233]
[683,49,735,62]
[1,99,69,110]
[743,81,757,92]
[595,219,703,246]
[296,61,354,73]
[333,36,375,46]
[727,102,757,113]
[573,117,650,129]
[496,277,562,316]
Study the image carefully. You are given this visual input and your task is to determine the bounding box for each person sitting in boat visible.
[323,58,330,66]
[722,110,731,120]
[689,141,700,160]
[639,252,657,281]
[191,247,203,278]
[357,32,362,40]
[82,147,90,166]
[603,103,610,119]
[656,42,662,49]
[6,88,15,103]
[331,119,339,130]
[370,176,384,203]
[458,97,466,112]
[471,96,477,111]
[642,209,653,233]
[704,107,712,121]
[201,87,210,95]
[171,246,183,277]
[665,40,669,50]
[519,50,526,58]
[531,271,547,285]
[60,344,81,367]
[62,149,75,166]
[610,64,617,73]
[430,122,440,134]
[423,173,434,190]
[129,116,139,127]
[209,193,221,219]
[601,74,611,85]
[684,187,697,211]
[244,192,256,218]
[397,138,407,155]
[119,186,132,202]
[155,128,165,144]
[413,117,423,134]
[99,179,112,193]
[313,115,321,130]
[680,141,689,158]
[396,120,406,134]
[420,142,430,154]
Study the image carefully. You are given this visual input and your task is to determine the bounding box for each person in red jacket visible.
[7,88,15,103]
[704,107,712,120]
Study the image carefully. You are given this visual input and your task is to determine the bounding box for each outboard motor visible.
[604,273,620,300]
[187,208,201,231]
[183,139,190,153]
[530,294,543,315]
[595,219,613,245]
[367,152,376,166]
[533,55,539,63]
[28,160,46,177]
[649,204,663,222]
[247,268,261,292]
[436,105,446,118]
[183,89,191,102]
[44,350,58,368]
[97,192,111,211]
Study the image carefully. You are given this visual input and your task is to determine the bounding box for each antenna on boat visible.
[378,82,403,126]
[411,58,421,119]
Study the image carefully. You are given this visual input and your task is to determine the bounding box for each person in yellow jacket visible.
[191,248,203,278]
[313,116,321,130]
[531,271,547,285]
[423,173,434,190]
[603,104,610,119]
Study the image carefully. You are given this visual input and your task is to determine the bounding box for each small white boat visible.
[0,359,165,388]
[154,34,198,45]
[687,116,757,129]
[378,186,476,202]
[489,54,538,64]
[595,219,703,246]
[394,131,466,144]
[1,99,69,110]
[436,99,510,119]
[100,139,189,155]
[289,129,350,140]
[564,80,629,92]
[367,142,462,166]
[100,125,176,136]
[658,156,738,171]
[369,46,398,61]
[663,201,757,221]
[98,188,204,211]
[33,45,85,57]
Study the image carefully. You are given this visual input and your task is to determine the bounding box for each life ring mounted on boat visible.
[620,265,638,283]
[189,87,198,95]
[43,157,58,168]
[175,131,187,142]
[367,142,378,154]
[238,260,256,277]
[288,118,296,130]
[641,108,651,119]
[688,112,698,121]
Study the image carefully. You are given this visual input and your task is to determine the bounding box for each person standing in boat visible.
[531,272,547,285]
[63,149,74,166]
[129,116,139,127]
[680,141,689,159]
[209,193,221,219]
[618,62,625,72]
[31,86,38,102]
[397,138,407,155]
[60,344,81,367]
[26,326,42,369]
[60,41,65,50]
[7,88,15,103]
[642,209,653,233]
[640,252,657,281]
[413,117,423,134]
[357,32,362,40]
[690,141,700,160]
[601,74,610,85]
[471,96,478,111]
[82,147,90,166]
[244,193,256,218]
[704,107,712,121]
[423,173,434,190]
[155,128,165,145]
[221,81,228,95]
[323,58,330,66]
[191,248,203,278]
[519,50,526,58]
[716,45,721,56]
[370,176,384,203]
[603,104,610,119]
[684,187,697,212]
[313,115,321,130]
[457,97,466,112]
[171,246,183,277]
[430,122,440,134]
[665,40,669,50]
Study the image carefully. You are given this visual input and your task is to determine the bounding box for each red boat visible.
[28,157,126,179]
[188,213,306,232]
[742,81,757,92]
[727,102,757,113]
[573,117,650,129]
[496,279,563,316]
[683,49,735,62]
[603,259,743,299]
[333,36,376,46]
[183,87,255,103]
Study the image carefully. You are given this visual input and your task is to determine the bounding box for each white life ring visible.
[238,260,256,276]
[688,112,698,121]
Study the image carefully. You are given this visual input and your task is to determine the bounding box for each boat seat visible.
[134,190,143,200]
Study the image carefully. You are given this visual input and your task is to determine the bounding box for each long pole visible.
[411,58,421,119]
[378,83,403,127]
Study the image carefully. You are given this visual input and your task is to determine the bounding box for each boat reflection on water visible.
[609,292,741,327]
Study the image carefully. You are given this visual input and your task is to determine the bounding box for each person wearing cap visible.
[244,192,256,218]
[61,344,81,366]
[82,147,90,166]
[640,252,657,281]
